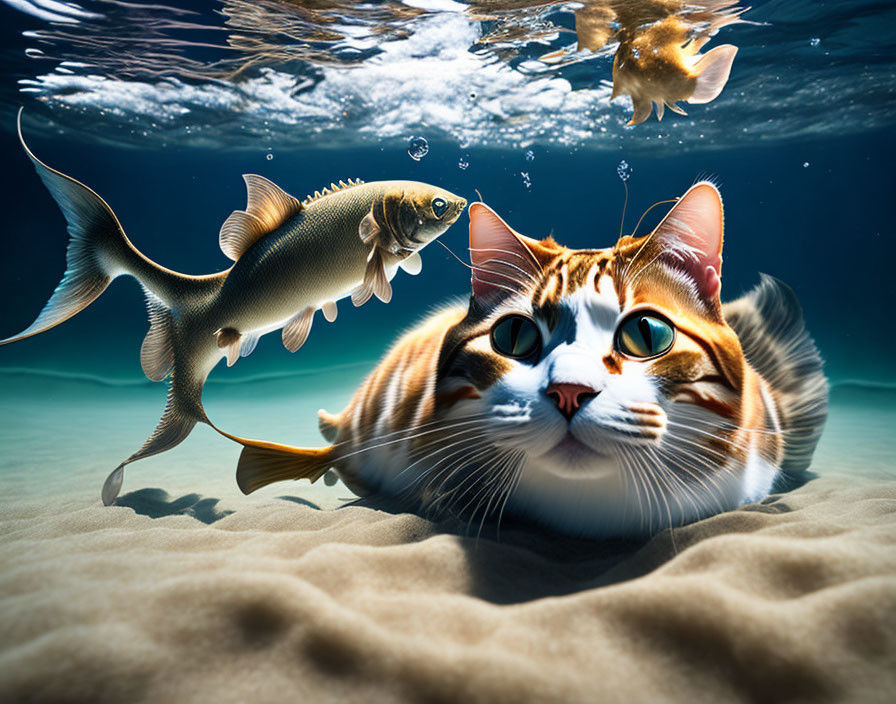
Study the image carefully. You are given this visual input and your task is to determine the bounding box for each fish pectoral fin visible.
[240,331,260,358]
[215,327,243,367]
[668,101,688,116]
[140,289,174,381]
[654,100,665,121]
[234,436,336,495]
[351,249,392,306]
[399,251,422,276]
[359,211,380,244]
[321,300,338,322]
[282,306,315,353]
[689,45,738,104]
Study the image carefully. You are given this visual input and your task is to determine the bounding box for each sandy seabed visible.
[0,376,894,703]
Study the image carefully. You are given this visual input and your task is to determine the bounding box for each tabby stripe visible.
[672,390,737,419]
[675,328,738,392]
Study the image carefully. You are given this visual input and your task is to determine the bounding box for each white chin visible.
[537,435,618,478]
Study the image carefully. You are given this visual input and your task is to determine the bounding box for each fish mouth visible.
[447,198,467,223]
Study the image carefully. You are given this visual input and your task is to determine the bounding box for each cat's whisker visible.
[438,449,504,518]
[393,432,493,490]
[475,450,521,542]
[470,276,523,298]
[416,443,498,513]
[437,240,538,289]
[654,443,734,516]
[495,451,525,541]
[334,416,490,462]
[639,447,685,543]
[469,245,544,275]
[667,414,780,436]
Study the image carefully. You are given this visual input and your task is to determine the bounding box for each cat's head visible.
[434,182,763,537]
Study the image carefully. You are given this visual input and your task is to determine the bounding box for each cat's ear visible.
[468,203,548,300]
[650,181,724,303]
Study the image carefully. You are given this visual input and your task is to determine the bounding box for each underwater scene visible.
[1,0,895,701]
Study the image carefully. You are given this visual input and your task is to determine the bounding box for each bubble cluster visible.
[521,171,531,190]
[617,160,632,182]
[458,156,469,170]
[525,149,535,161]
[810,37,821,47]
[407,136,429,161]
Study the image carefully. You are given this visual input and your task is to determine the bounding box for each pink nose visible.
[546,383,598,419]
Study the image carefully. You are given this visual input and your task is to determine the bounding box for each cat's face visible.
[435,183,776,536]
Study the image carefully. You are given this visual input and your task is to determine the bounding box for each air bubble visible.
[408,136,429,161]
[802,162,810,168]
[809,37,821,47]
[458,156,469,170]
[266,153,273,161]
[617,160,632,182]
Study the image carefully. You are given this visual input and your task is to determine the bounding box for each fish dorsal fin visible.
[301,178,365,206]
[219,175,303,261]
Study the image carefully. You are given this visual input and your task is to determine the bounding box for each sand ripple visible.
[1,475,895,703]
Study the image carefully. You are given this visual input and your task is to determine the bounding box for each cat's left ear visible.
[468,203,554,301]
[650,181,724,304]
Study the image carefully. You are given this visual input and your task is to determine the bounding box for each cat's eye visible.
[432,197,448,218]
[490,314,541,360]
[615,313,675,359]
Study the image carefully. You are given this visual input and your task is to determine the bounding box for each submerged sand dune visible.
[0,379,894,702]
[1,475,895,703]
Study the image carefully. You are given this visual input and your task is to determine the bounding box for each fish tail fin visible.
[0,110,134,345]
[689,45,738,104]
[3,110,195,348]
[102,362,211,505]
[229,435,337,495]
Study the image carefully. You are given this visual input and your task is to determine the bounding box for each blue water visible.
[1,128,893,384]
[0,0,894,502]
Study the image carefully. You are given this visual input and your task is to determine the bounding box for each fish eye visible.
[615,312,675,359]
[432,197,448,218]
[490,314,541,360]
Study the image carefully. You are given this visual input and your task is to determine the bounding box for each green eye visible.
[616,313,675,358]
[490,315,541,360]
[432,197,448,218]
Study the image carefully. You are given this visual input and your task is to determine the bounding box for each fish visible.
[1,110,467,505]
[536,0,744,125]
[611,16,739,125]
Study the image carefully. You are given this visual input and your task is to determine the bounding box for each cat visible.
[231,182,828,538]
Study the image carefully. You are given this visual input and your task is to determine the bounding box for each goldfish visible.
[1,111,466,505]
[611,16,739,125]
[536,0,744,125]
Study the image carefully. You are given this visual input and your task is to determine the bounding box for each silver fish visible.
[2,111,467,505]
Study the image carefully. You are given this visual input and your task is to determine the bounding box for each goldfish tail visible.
[227,434,337,495]
[689,45,738,105]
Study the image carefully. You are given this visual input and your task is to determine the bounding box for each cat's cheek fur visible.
[572,369,668,450]
[484,363,568,455]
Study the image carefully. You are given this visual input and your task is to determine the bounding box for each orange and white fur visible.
[234,183,828,538]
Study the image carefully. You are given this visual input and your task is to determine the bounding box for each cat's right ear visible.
[468,203,546,300]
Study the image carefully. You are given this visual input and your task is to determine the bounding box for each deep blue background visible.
[1,123,893,384]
